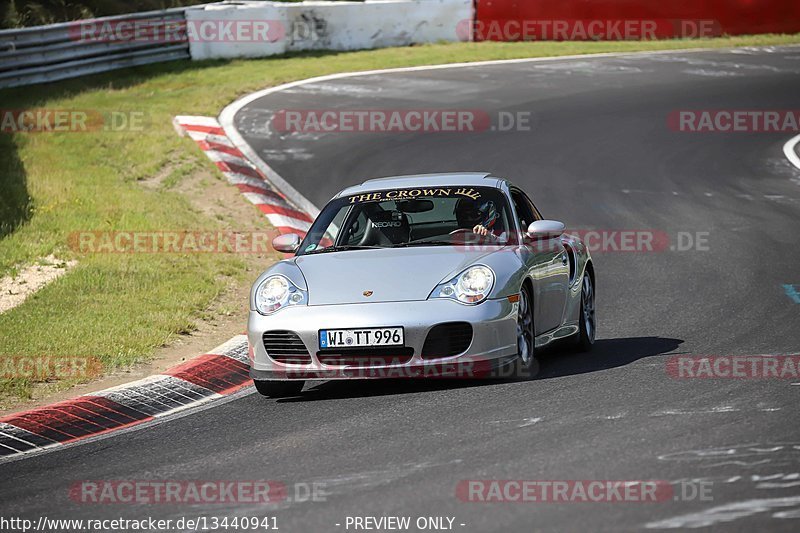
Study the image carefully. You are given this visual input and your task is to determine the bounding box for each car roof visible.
[334,172,504,198]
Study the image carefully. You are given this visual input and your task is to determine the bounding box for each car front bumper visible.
[248,298,518,380]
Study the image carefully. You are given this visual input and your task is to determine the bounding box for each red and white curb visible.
[0,336,250,460]
[173,115,314,237]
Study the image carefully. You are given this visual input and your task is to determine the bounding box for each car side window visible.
[521,191,543,222]
[511,189,536,230]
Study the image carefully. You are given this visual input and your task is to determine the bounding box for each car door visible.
[510,188,569,335]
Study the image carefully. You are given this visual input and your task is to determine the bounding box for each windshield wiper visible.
[390,241,453,247]
[304,245,386,255]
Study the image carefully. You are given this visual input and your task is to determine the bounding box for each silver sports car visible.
[248,173,595,397]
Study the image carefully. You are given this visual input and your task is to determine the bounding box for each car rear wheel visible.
[516,285,539,378]
[574,272,596,352]
[253,380,304,398]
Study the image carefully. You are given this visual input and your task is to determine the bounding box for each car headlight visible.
[255,275,307,315]
[429,265,495,305]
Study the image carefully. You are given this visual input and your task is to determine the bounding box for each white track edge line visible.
[783,133,800,170]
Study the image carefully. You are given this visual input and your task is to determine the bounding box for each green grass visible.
[1,35,799,400]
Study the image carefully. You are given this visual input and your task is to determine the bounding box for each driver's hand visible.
[473,225,489,236]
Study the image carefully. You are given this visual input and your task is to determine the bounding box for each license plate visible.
[319,327,404,349]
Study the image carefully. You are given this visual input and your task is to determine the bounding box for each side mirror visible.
[527,220,565,239]
[272,233,301,253]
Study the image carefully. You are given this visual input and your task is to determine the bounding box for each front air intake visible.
[263,331,312,365]
[421,322,473,359]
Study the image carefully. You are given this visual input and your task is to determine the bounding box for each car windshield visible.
[298,186,514,255]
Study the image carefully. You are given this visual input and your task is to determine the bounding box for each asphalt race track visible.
[2,46,800,531]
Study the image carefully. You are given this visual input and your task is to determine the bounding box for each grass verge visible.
[0,34,798,401]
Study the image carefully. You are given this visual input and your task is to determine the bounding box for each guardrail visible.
[0,0,470,88]
[0,7,195,89]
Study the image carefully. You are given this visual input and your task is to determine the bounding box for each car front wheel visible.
[516,285,539,378]
[574,272,596,352]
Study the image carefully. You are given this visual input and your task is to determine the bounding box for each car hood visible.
[294,247,499,305]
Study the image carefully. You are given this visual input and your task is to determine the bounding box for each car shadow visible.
[537,335,685,379]
[276,336,684,403]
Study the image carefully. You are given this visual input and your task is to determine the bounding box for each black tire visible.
[573,271,596,353]
[515,284,539,379]
[253,380,304,398]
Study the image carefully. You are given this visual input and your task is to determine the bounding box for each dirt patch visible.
[182,166,274,230]
[0,255,77,315]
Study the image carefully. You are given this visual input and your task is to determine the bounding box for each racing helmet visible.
[454,198,499,230]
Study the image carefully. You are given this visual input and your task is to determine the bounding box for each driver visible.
[454,198,503,239]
